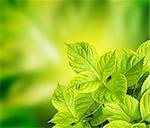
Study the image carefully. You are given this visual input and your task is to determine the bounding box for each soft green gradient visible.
[0,0,149,127]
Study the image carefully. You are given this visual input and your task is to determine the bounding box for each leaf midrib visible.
[69,44,100,79]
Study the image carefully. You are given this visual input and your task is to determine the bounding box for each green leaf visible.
[97,51,115,81]
[131,123,146,128]
[91,85,117,104]
[103,120,132,128]
[91,86,105,104]
[51,84,75,115]
[72,122,91,128]
[137,40,150,74]
[52,122,91,128]
[140,88,150,122]
[50,112,78,126]
[66,42,98,75]
[75,93,98,119]
[146,125,150,128]
[105,74,127,103]
[91,85,108,104]
[103,121,146,128]
[141,75,150,95]
[69,71,100,93]
[52,125,72,128]
[103,95,141,123]
[114,49,144,86]
[90,106,108,126]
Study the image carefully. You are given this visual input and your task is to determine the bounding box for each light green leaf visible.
[66,42,98,75]
[75,93,98,119]
[90,106,108,126]
[114,49,144,86]
[103,95,141,123]
[105,74,127,103]
[124,56,144,86]
[69,71,100,93]
[140,88,150,122]
[131,123,146,128]
[50,112,77,126]
[91,85,116,104]
[72,122,91,128]
[141,75,150,95]
[103,121,146,128]
[137,40,150,74]
[52,122,91,128]
[52,125,72,128]
[84,101,100,117]
[103,120,132,128]
[51,84,75,115]
[97,51,115,81]
[91,85,108,104]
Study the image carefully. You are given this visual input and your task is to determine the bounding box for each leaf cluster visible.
[49,40,150,128]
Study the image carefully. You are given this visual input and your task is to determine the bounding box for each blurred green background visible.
[0,0,149,127]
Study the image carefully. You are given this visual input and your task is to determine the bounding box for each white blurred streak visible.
[29,25,59,63]
[18,13,61,71]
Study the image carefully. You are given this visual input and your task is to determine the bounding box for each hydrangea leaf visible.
[137,40,150,74]
[66,42,98,75]
[105,74,127,103]
[114,49,144,86]
[51,84,76,115]
[50,112,78,126]
[90,106,108,126]
[72,122,91,128]
[103,120,132,128]
[91,85,108,104]
[140,88,150,122]
[131,123,146,128]
[75,93,98,119]
[91,85,118,104]
[103,121,146,128]
[141,75,150,95]
[52,126,73,128]
[97,51,115,81]
[103,95,141,123]
[52,122,91,128]
[69,71,100,93]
